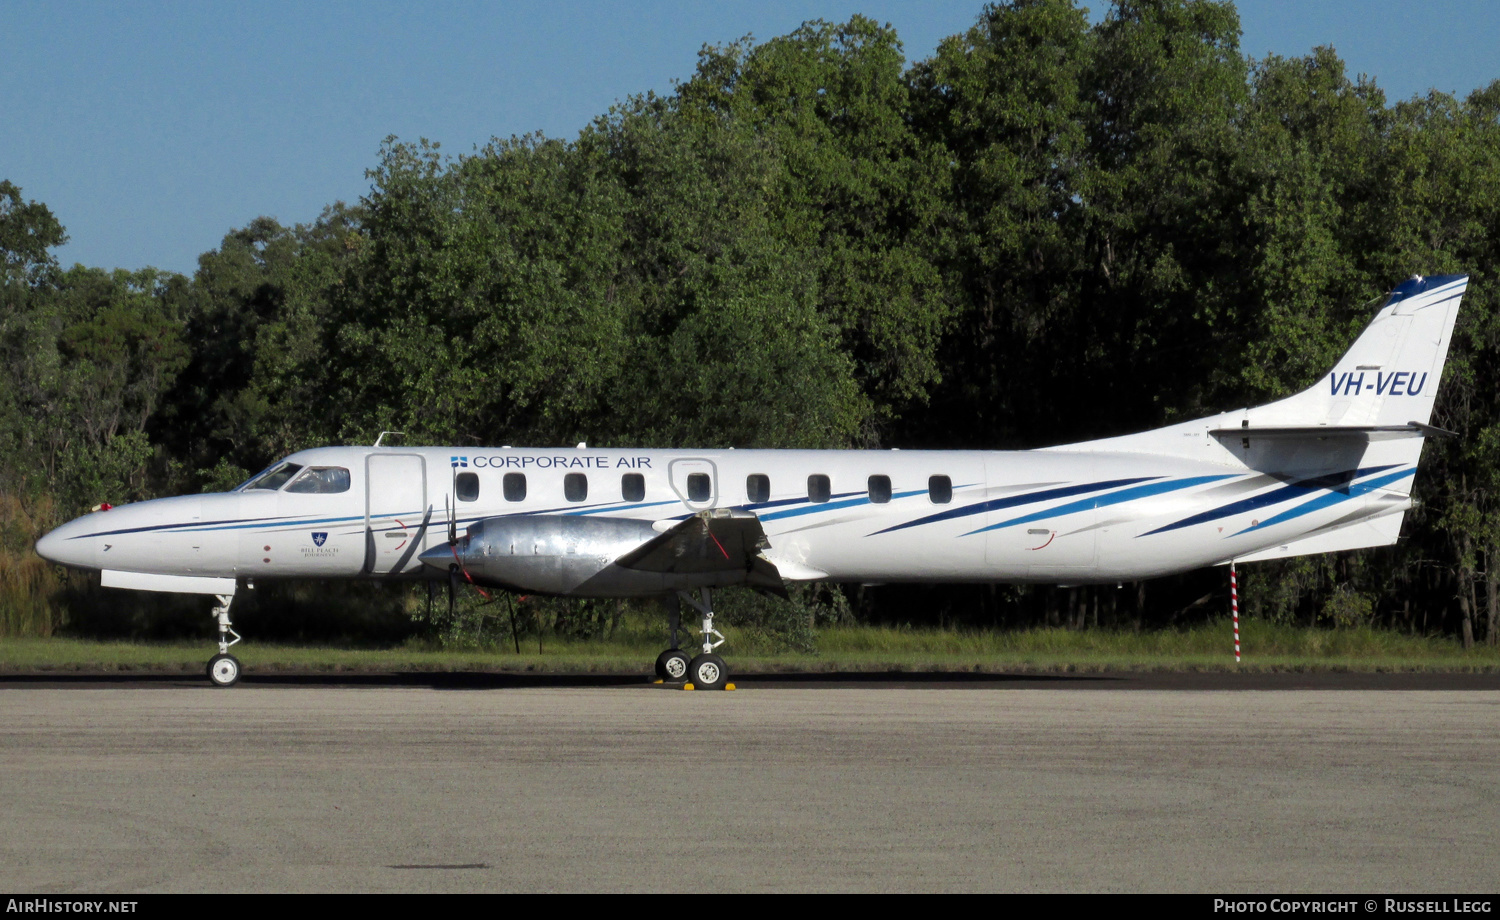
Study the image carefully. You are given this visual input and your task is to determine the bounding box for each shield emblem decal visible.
[311,532,328,547]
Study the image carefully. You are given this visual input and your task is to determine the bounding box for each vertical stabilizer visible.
[1248,274,1467,428]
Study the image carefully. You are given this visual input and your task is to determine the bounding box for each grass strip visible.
[2,623,1497,674]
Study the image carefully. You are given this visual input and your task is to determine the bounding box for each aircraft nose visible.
[34,528,64,564]
[34,521,94,569]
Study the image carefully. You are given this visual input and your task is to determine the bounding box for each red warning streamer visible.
[1230,561,1241,663]
[451,543,492,600]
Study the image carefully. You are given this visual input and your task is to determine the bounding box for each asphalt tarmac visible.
[1,676,1496,892]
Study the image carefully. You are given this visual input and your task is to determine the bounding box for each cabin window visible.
[455,472,480,502]
[928,475,953,504]
[622,473,645,502]
[285,466,350,494]
[687,472,711,502]
[868,474,891,504]
[242,462,303,491]
[808,474,831,504]
[503,473,527,502]
[747,474,770,504]
[565,473,588,502]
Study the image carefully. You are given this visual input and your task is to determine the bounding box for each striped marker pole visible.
[1230,561,1241,663]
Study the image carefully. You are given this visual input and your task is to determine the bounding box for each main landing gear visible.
[653,589,730,691]
[205,593,243,688]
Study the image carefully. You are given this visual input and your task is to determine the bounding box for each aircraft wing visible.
[615,510,788,596]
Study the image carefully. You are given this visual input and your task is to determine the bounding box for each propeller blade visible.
[448,565,457,619]
[506,593,520,654]
[448,467,458,544]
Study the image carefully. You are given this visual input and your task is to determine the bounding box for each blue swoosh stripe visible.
[870,478,1160,536]
[743,491,865,512]
[963,475,1236,536]
[758,489,928,522]
[1141,464,1402,536]
[1233,468,1415,535]
[563,500,681,517]
[188,512,406,533]
[77,512,371,538]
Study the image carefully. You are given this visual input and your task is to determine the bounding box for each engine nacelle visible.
[418,514,756,597]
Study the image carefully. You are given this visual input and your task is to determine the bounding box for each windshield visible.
[232,462,279,491]
[238,462,304,491]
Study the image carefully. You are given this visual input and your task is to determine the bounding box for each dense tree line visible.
[3,0,1498,645]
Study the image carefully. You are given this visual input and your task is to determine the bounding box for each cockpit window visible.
[233,463,276,491]
[286,467,351,494]
[240,462,304,491]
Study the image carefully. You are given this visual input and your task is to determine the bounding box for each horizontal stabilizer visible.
[1209,421,1458,444]
[617,511,787,596]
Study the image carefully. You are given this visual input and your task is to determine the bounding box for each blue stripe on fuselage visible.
[1140,465,1402,537]
[1232,467,1415,535]
[758,489,927,522]
[72,512,370,539]
[869,478,1161,537]
[962,475,1236,536]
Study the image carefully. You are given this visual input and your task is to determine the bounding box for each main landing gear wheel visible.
[655,648,690,682]
[688,653,727,691]
[661,588,731,690]
[207,653,241,688]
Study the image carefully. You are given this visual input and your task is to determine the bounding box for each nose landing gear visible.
[205,593,242,687]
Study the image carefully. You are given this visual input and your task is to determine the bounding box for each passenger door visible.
[365,454,429,575]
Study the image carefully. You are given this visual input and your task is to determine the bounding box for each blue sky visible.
[4,0,1497,276]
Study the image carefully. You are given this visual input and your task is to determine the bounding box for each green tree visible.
[676,17,954,434]
[0,180,67,285]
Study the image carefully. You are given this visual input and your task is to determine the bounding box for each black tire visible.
[688,653,727,691]
[654,648,690,682]
[207,653,241,688]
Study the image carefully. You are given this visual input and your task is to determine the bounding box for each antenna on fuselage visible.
[374,431,404,447]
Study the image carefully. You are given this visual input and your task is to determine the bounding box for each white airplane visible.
[36,274,1468,688]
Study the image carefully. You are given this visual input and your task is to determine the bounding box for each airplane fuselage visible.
[37,439,1417,592]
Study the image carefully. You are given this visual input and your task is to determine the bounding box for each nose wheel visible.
[205,593,243,687]
[207,653,241,687]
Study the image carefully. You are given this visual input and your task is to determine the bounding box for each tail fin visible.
[1060,273,1468,469]
[1051,274,1468,562]
[1247,273,1467,429]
